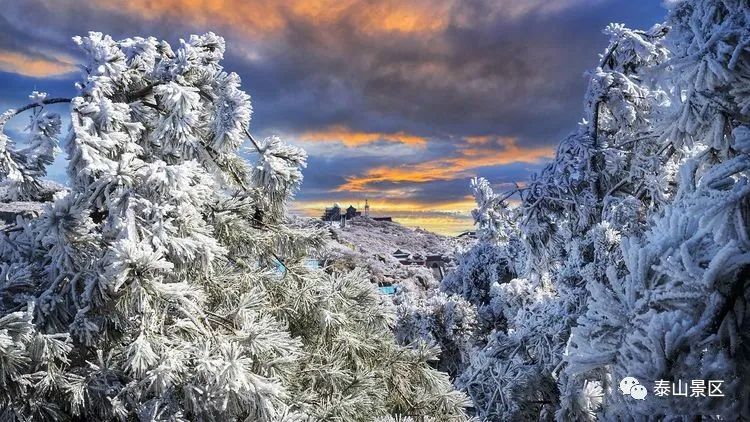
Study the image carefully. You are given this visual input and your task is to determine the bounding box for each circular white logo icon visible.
[619,377,647,400]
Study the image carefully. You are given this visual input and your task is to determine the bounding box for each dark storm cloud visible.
[244,0,666,142]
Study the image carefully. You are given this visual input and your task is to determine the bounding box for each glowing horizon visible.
[291,198,477,236]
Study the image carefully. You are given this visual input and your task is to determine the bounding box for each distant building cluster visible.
[392,249,453,280]
[321,200,392,223]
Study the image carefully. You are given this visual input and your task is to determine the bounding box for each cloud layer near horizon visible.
[0,0,664,234]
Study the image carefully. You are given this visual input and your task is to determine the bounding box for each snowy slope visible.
[302,216,473,295]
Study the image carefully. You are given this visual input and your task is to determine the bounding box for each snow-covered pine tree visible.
[0,92,63,201]
[434,21,671,421]
[394,290,478,378]
[550,21,673,421]
[393,178,522,382]
[564,0,750,418]
[442,178,523,326]
[0,32,469,421]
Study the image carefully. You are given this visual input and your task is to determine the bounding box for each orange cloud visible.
[93,1,284,37]
[300,125,428,147]
[0,50,76,78]
[357,1,449,33]
[337,137,554,192]
[90,0,448,38]
[290,0,448,33]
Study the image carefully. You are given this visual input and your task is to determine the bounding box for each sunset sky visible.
[0,0,664,234]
